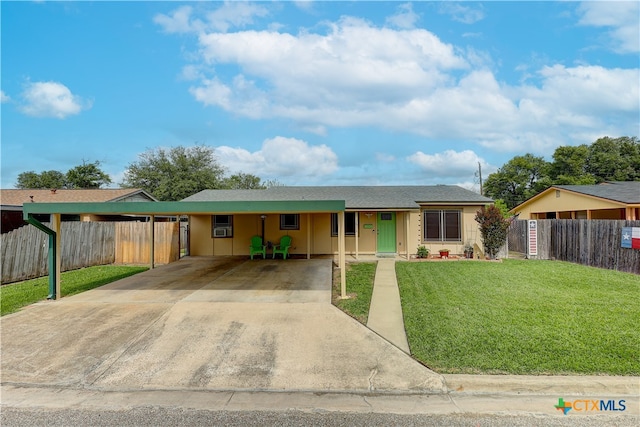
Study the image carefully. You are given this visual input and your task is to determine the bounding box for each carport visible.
[22,200,348,300]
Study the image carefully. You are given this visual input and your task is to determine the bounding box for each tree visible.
[121,145,226,201]
[222,173,265,189]
[493,199,511,218]
[475,205,511,260]
[548,145,596,185]
[17,170,66,189]
[263,179,285,188]
[586,136,640,182]
[15,163,110,189]
[484,136,639,211]
[66,160,112,189]
[483,154,550,210]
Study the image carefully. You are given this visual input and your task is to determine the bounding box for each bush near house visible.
[475,204,511,259]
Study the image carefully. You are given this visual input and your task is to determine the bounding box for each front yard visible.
[334,259,639,375]
[396,260,639,375]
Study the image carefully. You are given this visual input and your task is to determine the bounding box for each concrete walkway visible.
[367,258,410,353]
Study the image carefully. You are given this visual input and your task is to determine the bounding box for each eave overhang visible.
[22,200,346,220]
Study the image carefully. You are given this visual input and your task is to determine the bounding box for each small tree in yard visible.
[475,205,511,259]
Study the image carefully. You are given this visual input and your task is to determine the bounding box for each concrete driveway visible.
[0,257,444,394]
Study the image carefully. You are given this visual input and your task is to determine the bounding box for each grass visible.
[333,262,377,323]
[0,265,148,316]
[396,260,640,375]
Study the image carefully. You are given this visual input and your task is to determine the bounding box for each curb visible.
[444,374,640,396]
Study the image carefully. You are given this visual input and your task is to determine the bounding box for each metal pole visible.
[26,215,57,299]
[339,211,346,299]
[52,214,61,299]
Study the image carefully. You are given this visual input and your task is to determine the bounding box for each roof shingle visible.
[1,189,155,207]
[182,185,493,209]
[555,181,640,204]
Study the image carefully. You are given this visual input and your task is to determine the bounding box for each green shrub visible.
[475,205,510,259]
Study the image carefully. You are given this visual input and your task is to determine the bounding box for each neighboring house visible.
[1,188,157,233]
[510,181,640,220]
[182,185,493,258]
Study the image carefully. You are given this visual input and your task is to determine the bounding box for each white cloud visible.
[407,149,495,178]
[191,16,467,126]
[0,90,10,103]
[205,1,269,32]
[386,3,419,30]
[154,5,200,34]
[439,2,485,24]
[154,2,268,34]
[19,81,91,119]
[293,1,314,12]
[375,152,396,163]
[216,136,338,178]
[577,1,639,54]
[534,65,638,113]
[159,6,639,155]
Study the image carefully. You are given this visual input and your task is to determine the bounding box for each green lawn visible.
[333,262,377,324]
[396,260,640,375]
[0,265,148,316]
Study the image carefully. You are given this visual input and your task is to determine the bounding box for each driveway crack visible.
[367,368,378,391]
[84,308,172,386]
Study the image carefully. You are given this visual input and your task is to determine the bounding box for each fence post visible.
[149,215,155,269]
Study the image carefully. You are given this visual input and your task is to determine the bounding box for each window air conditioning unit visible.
[214,228,227,237]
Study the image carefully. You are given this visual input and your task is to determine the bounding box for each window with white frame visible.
[212,215,233,238]
[423,210,461,242]
[280,214,300,230]
[331,212,357,236]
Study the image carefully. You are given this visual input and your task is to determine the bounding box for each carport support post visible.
[149,215,155,269]
[405,212,410,259]
[52,214,62,299]
[306,213,311,260]
[25,215,57,299]
[354,211,359,260]
[338,210,346,298]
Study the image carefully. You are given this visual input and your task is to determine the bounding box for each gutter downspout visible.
[25,214,57,300]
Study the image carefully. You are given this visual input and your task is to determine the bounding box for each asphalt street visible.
[2,407,638,427]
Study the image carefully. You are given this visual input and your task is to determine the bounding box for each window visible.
[280,214,299,230]
[423,210,461,242]
[212,215,233,238]
[331,212,357,236]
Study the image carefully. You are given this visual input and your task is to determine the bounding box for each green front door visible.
[377,212,396,253]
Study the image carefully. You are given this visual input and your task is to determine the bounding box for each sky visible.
[1,1,639,191]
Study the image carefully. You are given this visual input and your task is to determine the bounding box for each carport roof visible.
[22,200,345,219]
[184,185,493,209]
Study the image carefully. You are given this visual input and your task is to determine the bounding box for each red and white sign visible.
[528,220,538,256]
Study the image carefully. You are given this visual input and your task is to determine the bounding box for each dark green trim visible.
[25,215,57,300]
[23,200,345,219]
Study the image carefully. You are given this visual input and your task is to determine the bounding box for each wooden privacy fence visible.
[1,221,179,284]
[508,219,640,274]
[115,222,179,265]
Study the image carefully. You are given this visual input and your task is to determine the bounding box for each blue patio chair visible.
[249,235,266,259]
[272,235,292,259]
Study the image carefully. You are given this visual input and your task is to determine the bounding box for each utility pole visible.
[478,162,483,195]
